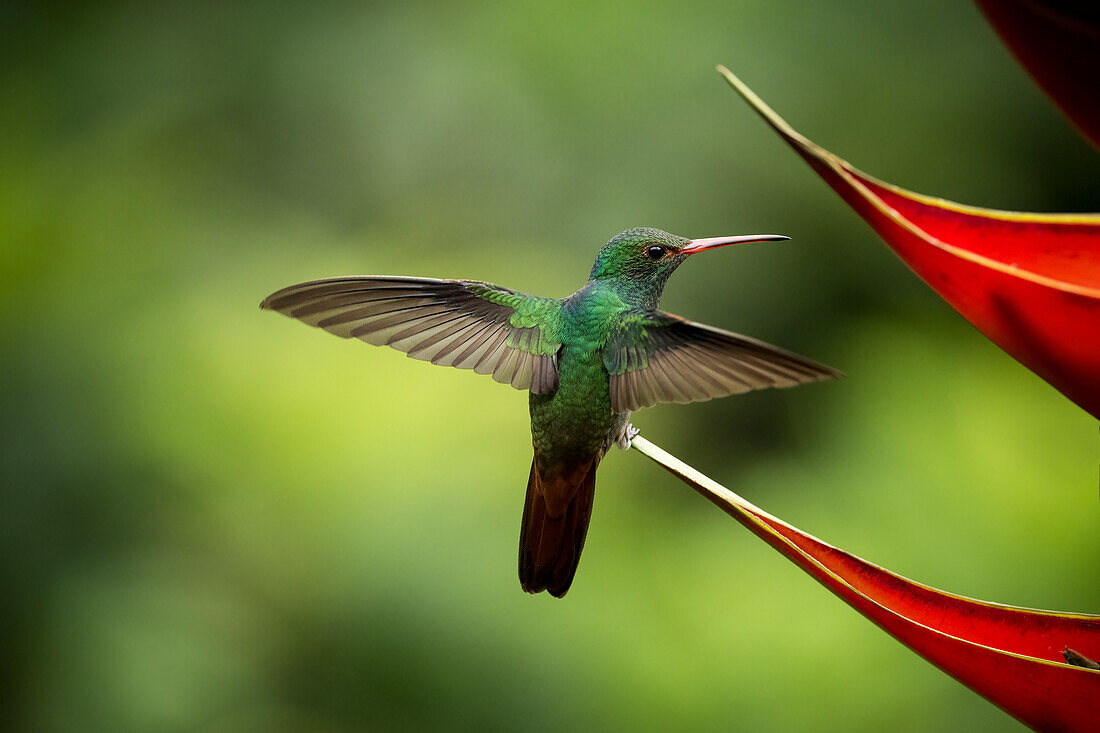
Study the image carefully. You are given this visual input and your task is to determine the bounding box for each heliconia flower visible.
[716,66,1100,420]
[633,436,1100,732]
[975,0,1100,150]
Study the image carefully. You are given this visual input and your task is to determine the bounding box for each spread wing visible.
[603,310,841,413]
[261,276,563,393]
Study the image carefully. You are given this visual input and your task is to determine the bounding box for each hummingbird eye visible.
[645,245,666,261]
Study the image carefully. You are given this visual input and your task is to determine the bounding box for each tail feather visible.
[518,456,599,597]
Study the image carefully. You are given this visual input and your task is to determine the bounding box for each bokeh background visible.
[4,1,1098,731]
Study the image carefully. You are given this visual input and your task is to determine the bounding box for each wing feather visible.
[405,318,484,362]
[511,352,533,390]
[648,351,692,404]
[474,330,511,375]
[451,321,506,370]
[604,310,841,413]
[262,276,562,393]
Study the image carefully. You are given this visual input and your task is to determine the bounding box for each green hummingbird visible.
[261,227,840,597]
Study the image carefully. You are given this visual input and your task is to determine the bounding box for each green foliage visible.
[3,1,1097,731]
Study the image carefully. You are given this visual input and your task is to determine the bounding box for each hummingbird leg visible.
[617,423,641,451]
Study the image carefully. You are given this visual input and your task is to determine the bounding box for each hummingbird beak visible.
[680,234,790,255]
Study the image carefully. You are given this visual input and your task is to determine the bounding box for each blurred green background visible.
[3,1,1098,731]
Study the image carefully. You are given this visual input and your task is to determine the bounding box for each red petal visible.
[975,0,1100,149]
[717,66,1100,420]
[634,437,1100,732]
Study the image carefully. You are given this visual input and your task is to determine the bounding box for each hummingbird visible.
[261,227,840,597]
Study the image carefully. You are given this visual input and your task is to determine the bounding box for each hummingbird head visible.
[589,227,789,308]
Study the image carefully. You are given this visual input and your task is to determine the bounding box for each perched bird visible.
[262,227,840,597]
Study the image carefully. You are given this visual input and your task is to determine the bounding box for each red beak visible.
[680,234,790,254]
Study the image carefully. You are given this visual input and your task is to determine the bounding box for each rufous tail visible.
[518,455,599,597]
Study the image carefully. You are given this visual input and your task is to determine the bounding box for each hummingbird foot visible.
[617,424,641,451]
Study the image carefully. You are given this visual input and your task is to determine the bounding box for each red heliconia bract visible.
[975,0,1100,151]
[717,66,1100,421]
[633,437,1100,733]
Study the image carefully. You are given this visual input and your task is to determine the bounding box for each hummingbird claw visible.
[618,424,641,450]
